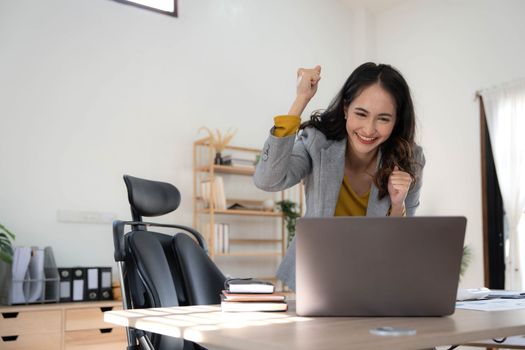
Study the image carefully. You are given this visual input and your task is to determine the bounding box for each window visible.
[114,0,177,17]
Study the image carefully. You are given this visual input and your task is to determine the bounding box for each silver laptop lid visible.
[296,216,467,317]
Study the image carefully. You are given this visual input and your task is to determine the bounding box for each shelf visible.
[199,209,282,217]
[214,252,282,257]
[229,239,282,244]
[194,137,261,153]
[196,164,255,176]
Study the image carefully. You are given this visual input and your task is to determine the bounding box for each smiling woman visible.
[113,0,177,17]
[253,63,426,290]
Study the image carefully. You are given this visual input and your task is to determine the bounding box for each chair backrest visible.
[114,175,226,350]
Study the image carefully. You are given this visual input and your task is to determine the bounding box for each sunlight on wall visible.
[126,0,174,12]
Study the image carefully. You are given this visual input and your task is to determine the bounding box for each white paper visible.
[87,268,98,289]
[10,247,31,304]
[73,279,84,301]
[101,271,111,288]
[456,298,525,311]
[60,281,70,298]
[487,289,525,297]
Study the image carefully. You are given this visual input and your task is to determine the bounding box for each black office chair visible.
[113,175,226,350]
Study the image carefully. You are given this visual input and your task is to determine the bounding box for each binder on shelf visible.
[71,267,86,302]
[99,267,113,300]
[86,267,99,301]
[58,267,72,302]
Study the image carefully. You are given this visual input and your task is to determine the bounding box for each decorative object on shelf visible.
[221,154,256,168]
[0,223,15,263]
[262,199,275,212]
[276,200,301,247]
[199,127,237,165]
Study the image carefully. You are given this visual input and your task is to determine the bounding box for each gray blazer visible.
[253,127,425,290]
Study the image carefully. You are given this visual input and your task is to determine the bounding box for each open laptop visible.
[295,216,467,317]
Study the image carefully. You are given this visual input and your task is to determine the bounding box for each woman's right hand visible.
[288,65,321,116]
[296,65,322,101]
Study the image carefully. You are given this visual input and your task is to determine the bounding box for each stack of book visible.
[221,279,287,312]
[221,155,255,168]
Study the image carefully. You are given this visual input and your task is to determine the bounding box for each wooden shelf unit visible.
[193,137,303,281]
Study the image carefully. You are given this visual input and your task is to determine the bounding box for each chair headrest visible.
[123,175,181,217]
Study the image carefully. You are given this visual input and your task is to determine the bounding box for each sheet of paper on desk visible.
[456,298,525,311]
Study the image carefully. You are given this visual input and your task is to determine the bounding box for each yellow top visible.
[334,176,370,216]
[273,115,370,216]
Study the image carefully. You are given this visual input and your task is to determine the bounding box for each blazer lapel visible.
[319,140,346,217]
[366,150,390,216]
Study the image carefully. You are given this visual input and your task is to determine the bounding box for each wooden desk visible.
[103,301,525,350]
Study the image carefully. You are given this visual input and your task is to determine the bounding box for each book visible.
[221,297,287,312]
[200,177,227,210]
[225,278,275,294]
[222,290,285,302]
[214,223,230,254]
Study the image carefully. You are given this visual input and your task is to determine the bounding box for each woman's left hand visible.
[388,165,412,209]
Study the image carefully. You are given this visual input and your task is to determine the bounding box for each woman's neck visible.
[345,141,378,173]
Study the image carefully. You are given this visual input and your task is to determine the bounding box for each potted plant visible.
[0,224,15,304]
[199,127,237,165]
[276,200,301,247]
[0,224,15,264]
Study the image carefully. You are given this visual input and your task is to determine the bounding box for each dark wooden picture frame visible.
[113,0,177,17]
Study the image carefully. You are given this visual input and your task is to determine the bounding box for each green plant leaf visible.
[0,250,13,264]
[276,200,300,247]
[0,223,15,264]
[0,224,15,240]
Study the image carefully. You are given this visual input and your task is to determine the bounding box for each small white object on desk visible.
[456,287,491,301]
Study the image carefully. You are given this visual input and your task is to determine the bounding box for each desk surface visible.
[104,301,525,350]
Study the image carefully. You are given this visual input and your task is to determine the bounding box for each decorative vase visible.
[214,152,223,165]
[262,199,275,212]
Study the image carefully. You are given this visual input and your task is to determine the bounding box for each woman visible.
[253,62,425,291]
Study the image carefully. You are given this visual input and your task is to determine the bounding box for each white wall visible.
[3,0,524,288]
[374,0,525,288]
[0,0,355,274]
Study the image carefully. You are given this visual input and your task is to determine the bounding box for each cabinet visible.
[193,137,303,285]
[0,301,126,350]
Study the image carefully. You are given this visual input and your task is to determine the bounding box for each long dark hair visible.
[300,62,421,199]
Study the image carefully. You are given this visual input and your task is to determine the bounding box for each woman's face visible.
[345,83,397,157]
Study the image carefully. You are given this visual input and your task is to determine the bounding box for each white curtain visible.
[481,80,525,290]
